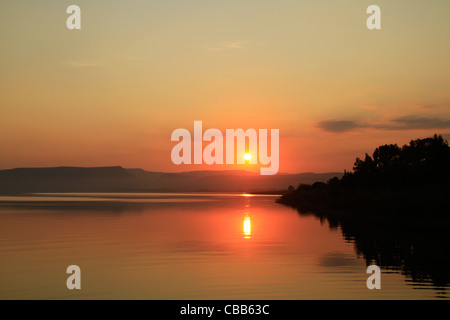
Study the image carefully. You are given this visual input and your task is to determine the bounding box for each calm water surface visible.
[0,193,447,299]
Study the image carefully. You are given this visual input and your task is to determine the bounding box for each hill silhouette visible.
[0,167,342,194]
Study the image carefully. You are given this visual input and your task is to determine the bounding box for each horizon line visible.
[0,165,344,175]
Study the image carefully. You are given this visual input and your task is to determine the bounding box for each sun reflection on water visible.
[243,214,251,238]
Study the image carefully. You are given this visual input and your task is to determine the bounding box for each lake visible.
[0,193,447,299]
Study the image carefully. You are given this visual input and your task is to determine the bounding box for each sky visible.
[1,0,450,173]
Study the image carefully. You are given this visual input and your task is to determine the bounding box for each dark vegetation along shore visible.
[278,134,450,218]
[278,135,450,294]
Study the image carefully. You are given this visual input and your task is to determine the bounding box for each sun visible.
[244,153,252,161]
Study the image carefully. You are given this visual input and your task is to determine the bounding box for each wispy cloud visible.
[380,116,450,130]
[318,116,450,133]
[64,61,100,68]
[205,41,247,51]
[317,120,359,133]
[227,42,246,49]
[360,105,378,110]
[63,55,143,68]
[412,104,441,110]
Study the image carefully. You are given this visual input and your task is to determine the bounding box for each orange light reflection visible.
[243,214,251,239]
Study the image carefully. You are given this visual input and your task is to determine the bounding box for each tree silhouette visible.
[279,134,450,216]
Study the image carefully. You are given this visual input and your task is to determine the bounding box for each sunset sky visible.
[1,0,449,173]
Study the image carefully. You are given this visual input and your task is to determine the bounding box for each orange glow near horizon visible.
[0,2,449,174]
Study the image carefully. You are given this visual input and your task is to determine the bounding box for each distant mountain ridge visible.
[0,166,343,194]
